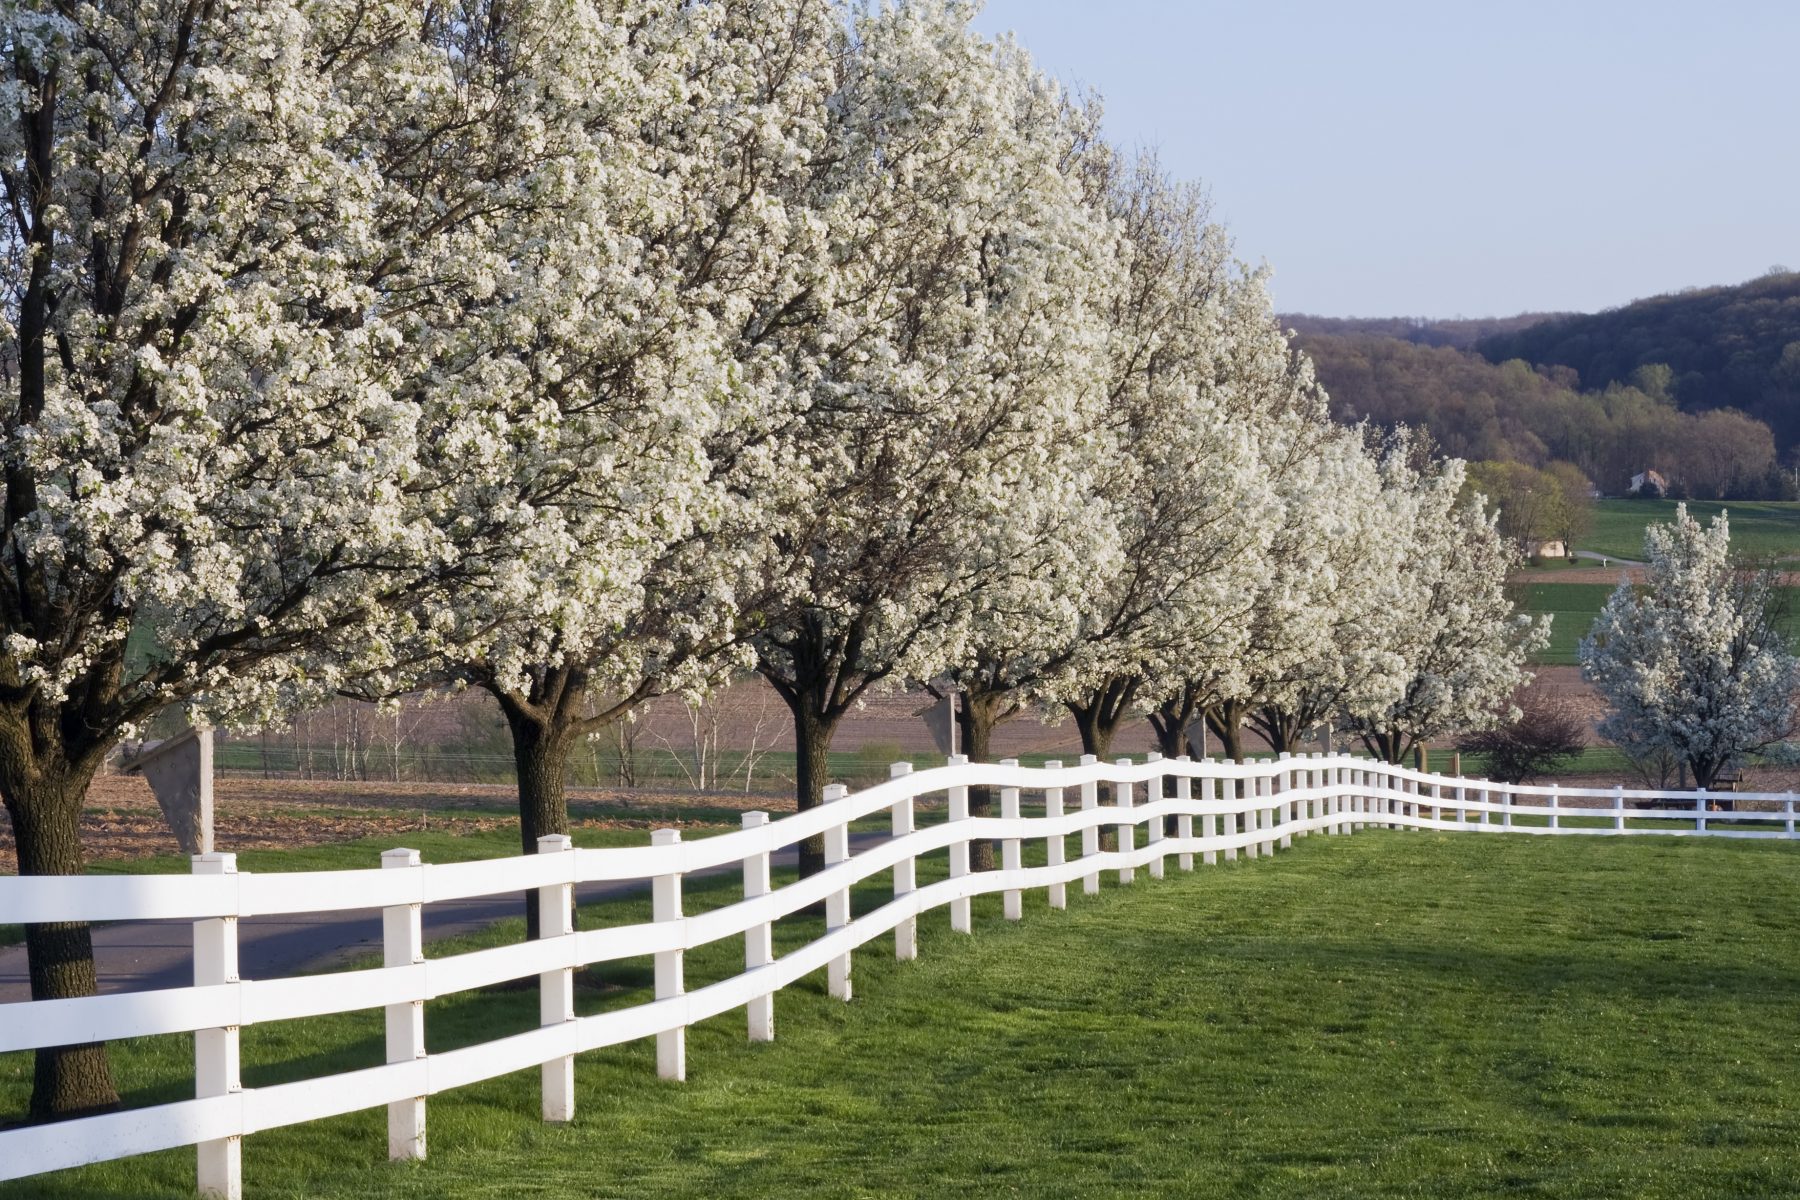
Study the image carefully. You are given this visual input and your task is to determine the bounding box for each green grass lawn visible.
[1518,580,1800,665]
[9,830,1800,1198]
[1581,499,1800,564]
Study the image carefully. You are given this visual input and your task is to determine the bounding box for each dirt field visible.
[0,775,783,874]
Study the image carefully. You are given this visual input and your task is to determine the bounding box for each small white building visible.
[1628,469,1669,498]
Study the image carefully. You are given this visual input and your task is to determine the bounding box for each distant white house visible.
[1628,469,1669,498]
[1527,539,1568,559]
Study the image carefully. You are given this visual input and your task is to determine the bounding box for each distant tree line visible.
[1476,270,1800,451]
[1297,332,1792,500]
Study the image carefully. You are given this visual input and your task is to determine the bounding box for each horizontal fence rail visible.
[2,752,1795,1195]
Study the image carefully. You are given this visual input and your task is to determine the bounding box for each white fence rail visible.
[2,752,1795,1195]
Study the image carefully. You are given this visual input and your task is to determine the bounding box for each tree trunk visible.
[1147,684,1204,761]
[497,700,574,941]
[957,688,1012,871]
[1360,728,1408,765]
[787,700,840,878]
[2,750,121,1119]
[1205,702,1249,763]
[1253,706,1305,756]
[1067,674,1140,762]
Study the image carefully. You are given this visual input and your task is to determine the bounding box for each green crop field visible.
[1580,499,1800,564]
[10,831,1800,1199]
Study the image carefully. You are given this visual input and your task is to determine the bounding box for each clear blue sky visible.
[970,0,1800,319]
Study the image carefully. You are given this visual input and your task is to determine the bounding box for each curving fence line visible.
[2,751,1796,1196]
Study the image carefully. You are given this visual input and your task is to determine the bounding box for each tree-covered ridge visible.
[1475,270,1800,449]
[1293,331,1783,499]
[1282,312,1566,351]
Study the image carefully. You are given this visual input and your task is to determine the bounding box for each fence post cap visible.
[193,851,238,875]
[999,757,1019,768]
[652,828,682,846]
[1079,753,1097,765]
[1114,757,1133,767]
[823,783,849,802]
[947,753,969,767]
[889,761,913,777]
[1176,754,1191,763]
[1146,751,1162,762]
[1045,759,1063,770]
[742,810,770,828]
[535,834,572,853]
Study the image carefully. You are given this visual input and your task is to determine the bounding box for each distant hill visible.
[1281,312,1567,352]
[1474,271,1800,447]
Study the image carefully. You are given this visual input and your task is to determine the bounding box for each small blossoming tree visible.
[1580,505,1800,789]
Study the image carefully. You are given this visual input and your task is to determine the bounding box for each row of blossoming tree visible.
[0,0,1544,1118]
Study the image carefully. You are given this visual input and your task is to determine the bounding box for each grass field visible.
[1520,580,1800,665]
[1580,499,1800,564]
[9,830,1800,1198]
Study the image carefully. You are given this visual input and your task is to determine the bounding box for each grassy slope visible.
[9,831,1800,1199]
[1580,499,1800,564]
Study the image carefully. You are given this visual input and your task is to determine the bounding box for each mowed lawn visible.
[8,831,1800,1198]
[1580,498,1800,564]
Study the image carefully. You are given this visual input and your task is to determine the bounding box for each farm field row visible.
[8,831,1800,1198]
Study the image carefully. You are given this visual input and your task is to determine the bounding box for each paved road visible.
[0,831,888,1003]
[1572,550,1644,567]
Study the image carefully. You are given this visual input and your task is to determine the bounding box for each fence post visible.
[1115,759,1136,884]
[535,834,576,1124]
[1276,753,1293,850]
[1696,787,1707,834]
[652,828,685,1081]
[377,848,427,1159]
[1613,784,1626,833]
[1202,766,1220,866]
[1454,779,1466,827]
[1787,794,1795,839]
[823,783,853,1001]
[1146,752,1166,880]
[1503,787,1514,829]
[1175,757,1194,870]
[1044,761,1068,909]
[948,753,973,931]
[1549,783,1561,831]
[889,764,918,961]
[194,852,242,1199]
[1000,760,1024,920]
[742,811,775,1039]
[1478,779,1490,828]
[1223,772,1241,862]
[1081,753,1102,894]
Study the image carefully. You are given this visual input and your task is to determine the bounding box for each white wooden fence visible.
[2,751,1796,1196]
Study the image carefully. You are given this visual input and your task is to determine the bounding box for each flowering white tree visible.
[0,0,647,1115]
[1242,425,1407,756]
[361,1,846,923]
[743,3,1124,875]
[1039,161,1272,764]
[1346,435,1548,763]
[1138,277,1326,763]
[1580,505,1800,789]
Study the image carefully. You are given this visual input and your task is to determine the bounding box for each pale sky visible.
[970,1,1800,319]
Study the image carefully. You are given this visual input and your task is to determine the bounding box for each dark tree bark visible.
[486,665,641,939]
[1066,674,1140,762]
[1250,706,1306,757]
[1205,699,1251,763]
[1147,682,1206,761]
[1359,727,1411,765]
[0,719,122,1119]
[955,686,1025,871]
[757,612,883,879]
